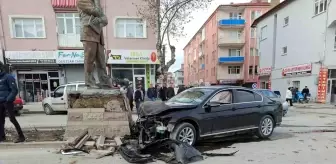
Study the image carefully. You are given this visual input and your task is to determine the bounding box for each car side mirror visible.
[205,102,221,108]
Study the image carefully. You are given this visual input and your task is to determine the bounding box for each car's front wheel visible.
[44,104,54,115]
[170,122,197,146]
[256,115,275,139]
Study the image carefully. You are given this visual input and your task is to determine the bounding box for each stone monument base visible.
[64,89,132,139]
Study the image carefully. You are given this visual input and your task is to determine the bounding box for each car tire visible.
[256,115,275,139]
[170,122,197,146]
[44,104,54,115]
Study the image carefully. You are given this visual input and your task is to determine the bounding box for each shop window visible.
[112,69,133,82]
[134,69,145,75]
[133,64,146,68]
[112,64,132,68]
[48,72,59,77]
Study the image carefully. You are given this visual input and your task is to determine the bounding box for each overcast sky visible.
[168,0,256,72]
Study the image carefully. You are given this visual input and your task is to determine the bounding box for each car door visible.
[232,89,263,129]
[51,86,66,111]
[203,89,238,135]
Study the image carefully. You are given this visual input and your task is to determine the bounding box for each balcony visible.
[219,19,245,29]
[218,56,244,64]
[218,37,245,47]
[58,34,83,48]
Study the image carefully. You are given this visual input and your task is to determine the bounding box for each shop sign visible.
[282,63,312,77]
[5,51,56,64]
[317,67,328,103]
[259,67,271,76]
[107,50,160,64]
[56,50,84,64]
[7,59,56,64]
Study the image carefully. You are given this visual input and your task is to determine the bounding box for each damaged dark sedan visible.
[135,86,283,146]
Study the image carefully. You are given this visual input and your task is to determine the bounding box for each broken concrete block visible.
[75,134,90,149]
[96,135,106,150]
[114,136,123,146]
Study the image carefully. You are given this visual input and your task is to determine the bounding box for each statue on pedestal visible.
[77,0,112,89]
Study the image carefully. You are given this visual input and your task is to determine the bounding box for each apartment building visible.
[183,0,271,87]
[252,0,336,103]
[0,0,156,103]
[174,64,184,87]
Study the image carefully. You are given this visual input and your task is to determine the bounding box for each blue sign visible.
[252,83,257,89]
[56,50,84,64]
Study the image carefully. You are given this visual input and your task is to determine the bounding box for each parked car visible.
[137,86,283,146]
[254,89,289,116]
[42,82,87,115]
[13,97,24,116]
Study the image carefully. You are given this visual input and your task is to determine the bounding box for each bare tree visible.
[134,0,212,83]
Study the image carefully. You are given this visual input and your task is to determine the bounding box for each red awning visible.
[52,0,77,8]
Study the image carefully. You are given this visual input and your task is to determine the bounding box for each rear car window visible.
[235,90,255,103]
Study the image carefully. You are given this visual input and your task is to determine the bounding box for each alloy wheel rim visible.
[261,118,273,136]
[178,127,194,145]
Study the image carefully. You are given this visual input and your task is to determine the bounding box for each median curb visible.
[0,141,66,149]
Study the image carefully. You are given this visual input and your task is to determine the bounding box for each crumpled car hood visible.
[139,101,197,117]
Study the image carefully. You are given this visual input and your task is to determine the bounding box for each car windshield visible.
[168,88,215,104]
[256,90,278,98]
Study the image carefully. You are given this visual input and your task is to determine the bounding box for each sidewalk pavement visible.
[23,102,43,113]
[294,103,335,109]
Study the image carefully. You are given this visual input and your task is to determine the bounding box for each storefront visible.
[56,50,85,83]
[258,67,271,89]
[5,51,63,103]
[107,49,158,90]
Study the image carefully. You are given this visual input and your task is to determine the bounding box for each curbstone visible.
[0,141,67,149]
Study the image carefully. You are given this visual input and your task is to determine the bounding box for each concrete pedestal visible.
[64,89,132,139]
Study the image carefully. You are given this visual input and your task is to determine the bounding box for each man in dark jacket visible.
[159,84,168,101]
[302,86,310,100]
[147,84,157,101]
[126,83,134,111]
[0,62,25,143]
[134,85,144,113]
[167,84,175,99]
[177,85,185,94]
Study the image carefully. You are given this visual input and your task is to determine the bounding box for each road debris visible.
[60,134,120,159]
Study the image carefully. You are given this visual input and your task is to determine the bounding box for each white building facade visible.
[252,0,336,103]
[174,69,184,87]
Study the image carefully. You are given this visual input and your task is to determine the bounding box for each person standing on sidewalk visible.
[126,83,134,111]
[286,87,293,106]
[0,62,25,143]
[147,84,157,101]
[134,85,144,114]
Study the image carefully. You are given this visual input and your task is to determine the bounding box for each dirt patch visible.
[5,128,64,142]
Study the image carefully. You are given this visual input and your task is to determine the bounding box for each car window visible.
[210,90,232,104]
[257,90,278,98]
[235,90,255,103]
[66,85,76,93]
[168,88,215,104]
[254,93,262,101]
[77,84,87,92]
[54,86,65,98]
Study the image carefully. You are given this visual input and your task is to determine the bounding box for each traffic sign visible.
[252,83,257,89]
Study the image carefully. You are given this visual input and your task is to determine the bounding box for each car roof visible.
[193,85,248,90]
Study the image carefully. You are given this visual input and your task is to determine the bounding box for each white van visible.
[42,82,86,115]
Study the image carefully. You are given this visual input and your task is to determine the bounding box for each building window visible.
[251,28,256,38]
[249,66,253,75]
[255,49,259,56]
[260,25,267,40]
[250,48,254,56]
[282,46,288,55]
[251,11,255,21]
[228,66,240,74]
[56,13,80,35]
[211,67,215,76]
[115,18,146,38]
[230,12,242,19]
[212,51,215,61]
[315,0,328,15]
[251,11,262,21]
[284,16,289,26]
[229,49,241,56]
[255,65,258,74]
[11,17,45,38]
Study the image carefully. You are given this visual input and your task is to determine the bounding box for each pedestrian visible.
[167,84,175,99]
[147,84,157,101]
[134,85,144,114]
[126,83,134,111]
[286,87,293,106]
[177,85,185,94]
[159,84,168,101]
[302,86,310,101]
[0,61,25,143]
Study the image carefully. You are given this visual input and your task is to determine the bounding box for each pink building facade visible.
[0,0,157,103]
[184,0,270,87]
